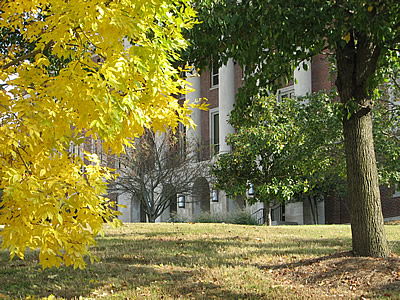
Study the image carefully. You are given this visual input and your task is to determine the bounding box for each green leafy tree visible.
[374,98,400,186]
[211,93,344,225]
[186,0,400,257]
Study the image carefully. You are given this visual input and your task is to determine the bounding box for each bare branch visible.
[109,131,210,222]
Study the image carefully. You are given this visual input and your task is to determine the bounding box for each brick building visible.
[113,54,400,224]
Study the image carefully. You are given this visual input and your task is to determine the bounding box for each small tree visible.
[110,130,209,223]
[211,93,343,225]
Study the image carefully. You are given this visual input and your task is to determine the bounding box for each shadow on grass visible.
[258,250,400,299]
[0,232,354,299]
[0,255,279,299]
[100,237,352,267]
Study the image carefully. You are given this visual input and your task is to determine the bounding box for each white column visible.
[117,193,132,222]
[186,72,201,143]
[294,60,312,97]
[218,59,235,154]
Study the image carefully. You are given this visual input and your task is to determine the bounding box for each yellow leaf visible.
[344,32,351,43]
[36,57,50,67]
[0,0,197,269]
[57,214,63,225]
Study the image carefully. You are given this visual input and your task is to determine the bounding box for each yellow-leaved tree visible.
[0,0,198,269]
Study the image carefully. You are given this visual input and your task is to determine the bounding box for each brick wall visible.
[234,63,243,93]
[381,185,400,219]
[312,53,335,93]
[325,194,351,224]
[325,186,400,224]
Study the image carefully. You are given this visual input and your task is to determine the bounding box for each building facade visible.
[114,54,400,224]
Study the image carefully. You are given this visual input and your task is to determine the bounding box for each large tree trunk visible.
[336,33,389,257]
[343,111,389,257]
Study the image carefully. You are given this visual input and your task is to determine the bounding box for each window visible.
[210,108,219,155]
[69,142,84,159]
[178,195,185,208]
[393,183,400,198]
[277,86,295,102]
[178,122,187,157]
[211,61,219,88]
[212,189,219,202]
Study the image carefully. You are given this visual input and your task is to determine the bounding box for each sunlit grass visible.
[0,223,399,299]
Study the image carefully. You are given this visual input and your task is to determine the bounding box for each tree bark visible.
[148,215,156,223]
[265,202,271,226]
[342,111,388,257]
[308,195,318,224]
[336,33,389,257]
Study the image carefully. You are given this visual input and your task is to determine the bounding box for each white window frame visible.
[277,85,295,102]
[69,142,84,159]
[211,61,219,89]
[209,108,219,155]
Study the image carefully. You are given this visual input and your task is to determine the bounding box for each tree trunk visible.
[308,195,318,225]
[342,113,389,257]
[336,34,389,258]
[148,215,156,223]
[264,203,271,226]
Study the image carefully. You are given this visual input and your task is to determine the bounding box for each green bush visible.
[193,212,224,223]
[228,209,258,225]
[193,209,258,225]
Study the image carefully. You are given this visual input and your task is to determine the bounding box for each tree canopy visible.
[185,0,400,257]
[211,93,343,205]
[0,0,197,268]
[185,0,399,96]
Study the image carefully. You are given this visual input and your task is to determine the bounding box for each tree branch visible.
[1,40,55,70]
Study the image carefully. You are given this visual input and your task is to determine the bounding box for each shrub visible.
[168,212,187,223]
[193,209,258,225]
[228,209,258,225]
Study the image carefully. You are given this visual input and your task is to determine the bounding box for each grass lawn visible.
[1,223,400,299]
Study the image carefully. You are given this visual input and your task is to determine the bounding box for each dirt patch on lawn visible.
[263,251,400,299]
